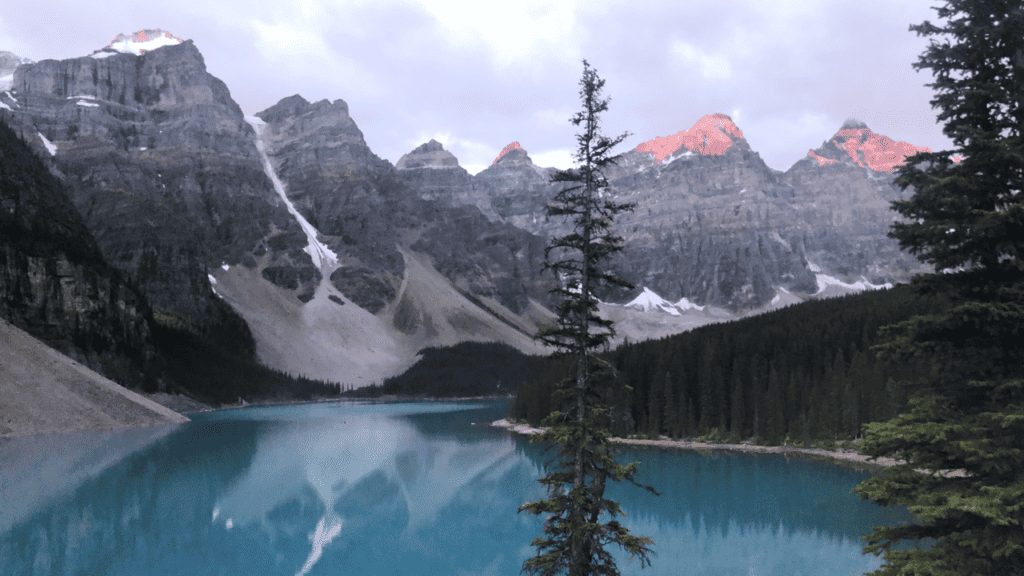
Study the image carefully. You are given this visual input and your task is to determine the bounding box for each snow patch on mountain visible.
[814,273,892,295]
[245,116,338,269]
[37,132,56,156]
[623,287,705,315]
[105,29,183,56]
[673,296,705,311]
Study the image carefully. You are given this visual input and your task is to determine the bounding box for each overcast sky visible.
[1,0,957,175]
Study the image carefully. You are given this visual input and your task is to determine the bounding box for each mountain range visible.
[0,29,945,386]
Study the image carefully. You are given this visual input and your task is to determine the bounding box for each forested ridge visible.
[512,284,950,446]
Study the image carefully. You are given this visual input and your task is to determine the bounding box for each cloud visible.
[670,41,732,80]
[530,148,575,170]
[0,0,957,177]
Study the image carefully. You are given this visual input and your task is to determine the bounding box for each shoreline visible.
[168,393,514,414]
[491,419,968,476]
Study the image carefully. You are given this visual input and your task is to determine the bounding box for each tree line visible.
[511,283,950,446]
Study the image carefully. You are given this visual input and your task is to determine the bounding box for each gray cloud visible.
[0,0,955,173]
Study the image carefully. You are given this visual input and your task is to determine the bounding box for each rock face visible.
[433,114,932,310]
[1,37,305,332]
[254,95,554,316]
[0,118,154,378]
[396,139,492,218]
[472,143,558,230]
[779,119,930,283]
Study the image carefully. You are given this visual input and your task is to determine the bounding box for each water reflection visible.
[0,401,912,575]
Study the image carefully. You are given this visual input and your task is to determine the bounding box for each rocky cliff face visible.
[780,119,931,282]
[395,139,488,215]
[254,95,554,316]
[428,114,932,311]
[1,38,305,331]
[0,118,153,380]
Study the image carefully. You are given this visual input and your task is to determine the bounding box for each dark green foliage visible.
[854,274,1024,574]
[0,119,104,266]
[148,318,339,404]
[520,60,655,576]
[512,284,949,444]
[380,342,551,397]
[851,2,1024,573]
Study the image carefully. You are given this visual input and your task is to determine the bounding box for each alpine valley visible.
[0,30,942,388]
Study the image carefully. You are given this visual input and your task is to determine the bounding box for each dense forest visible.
[511,284,950,446]
[369,342,552,397]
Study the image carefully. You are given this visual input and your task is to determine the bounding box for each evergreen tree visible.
[519,60,656,576]
[729,371,745,440]
[853,2,1024,573]
[662,370,677,439]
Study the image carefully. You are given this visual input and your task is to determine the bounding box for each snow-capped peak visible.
[104,29,183,56]
[624,287,704,316]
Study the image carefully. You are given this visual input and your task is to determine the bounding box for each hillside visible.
[0,316,188,438]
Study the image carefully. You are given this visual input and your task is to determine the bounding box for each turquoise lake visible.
[0,400,914,575]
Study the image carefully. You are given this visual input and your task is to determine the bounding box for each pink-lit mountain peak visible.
[810,119,933,172]
[493,141,523,164]
[106,29,183,55]
[635,113,745,163]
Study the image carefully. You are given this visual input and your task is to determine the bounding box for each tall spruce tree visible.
[853,1,1024,574]
[519,60,656,576]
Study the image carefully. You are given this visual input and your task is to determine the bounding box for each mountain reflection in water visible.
[0,400,912,575]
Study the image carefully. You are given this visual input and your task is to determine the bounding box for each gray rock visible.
[2,40,308,327]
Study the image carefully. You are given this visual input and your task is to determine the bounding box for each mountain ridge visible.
[0,30,951,385]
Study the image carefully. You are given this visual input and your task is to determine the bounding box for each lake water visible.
[0,400,913,575]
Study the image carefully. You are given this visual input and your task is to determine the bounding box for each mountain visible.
[395,139,489,215]
[434,114,932,312]
[0,31,557,385]
[207,94,553,383]
[1,29,944,386]
[1,34,298,341]
[780,119,932,284]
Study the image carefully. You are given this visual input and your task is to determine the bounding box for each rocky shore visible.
[492,419,968,476]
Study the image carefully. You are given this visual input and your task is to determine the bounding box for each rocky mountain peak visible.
[101,29,184,56]
[256,94,351,122]
[635,113,746,162]
[805,121,933,172]
[493,141,524,164]
[396,139,461,170]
